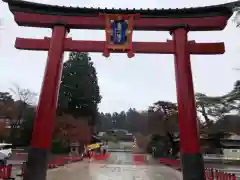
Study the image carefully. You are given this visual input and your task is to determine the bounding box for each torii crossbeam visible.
[16,38,224,55]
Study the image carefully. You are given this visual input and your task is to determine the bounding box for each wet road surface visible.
[47,152,182,180]
[8,150,240,180]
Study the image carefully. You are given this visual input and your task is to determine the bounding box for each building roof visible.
[228,134,240,140]
[3,0,240,18]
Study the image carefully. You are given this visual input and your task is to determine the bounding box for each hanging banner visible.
[102,13,139,58]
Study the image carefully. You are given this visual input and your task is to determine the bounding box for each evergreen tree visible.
[19,107,35,146]
[57,52,101,126]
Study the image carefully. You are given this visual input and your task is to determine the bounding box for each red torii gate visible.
[3,0,239,180]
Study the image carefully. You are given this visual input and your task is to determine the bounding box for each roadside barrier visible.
[47,161,57,169]
[0,164,14,179]
[63,156,83,163]
[15,153,25,161]
[53,158,65,166]
[48,156,83,168]
[93,153,110,160]
[133,154,145,163]
[160,158,237,180]
[17,156,83,177]
[205,168,236,180]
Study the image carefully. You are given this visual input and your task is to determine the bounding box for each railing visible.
[15,152,27,161]
[0,153,111,179]
[17,156,84,177]
[133,154,145,163]
[0,164,13,179]
[17,153,111,177]
[205,168,236,180]
[93,153,110,160]
[160,158,237,180]
[204,154,240,160]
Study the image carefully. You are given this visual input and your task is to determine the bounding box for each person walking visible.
[103,140,108,155]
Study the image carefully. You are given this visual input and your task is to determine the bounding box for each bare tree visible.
[9,83,37,106]
[7,83,37,144]
[9,83,37,128]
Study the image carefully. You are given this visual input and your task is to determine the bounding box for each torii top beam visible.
[2,0,240,31]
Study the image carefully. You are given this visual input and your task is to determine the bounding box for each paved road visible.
[8,149,240,180]
[47,152,182,180]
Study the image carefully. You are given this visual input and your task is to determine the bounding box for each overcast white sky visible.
[0,0,239,113]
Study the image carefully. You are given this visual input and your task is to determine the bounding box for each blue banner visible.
[111,20,128,44]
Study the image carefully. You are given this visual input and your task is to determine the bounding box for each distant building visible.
[98,132,105,137]
[0,116,24,129]
[222,133,240,159]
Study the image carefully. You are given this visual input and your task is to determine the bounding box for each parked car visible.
[0,143,12,165]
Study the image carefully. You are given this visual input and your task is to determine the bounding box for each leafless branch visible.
[9,83,37,105]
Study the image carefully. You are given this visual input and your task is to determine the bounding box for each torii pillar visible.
[23,25,69,180]
[171,25,204,179]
